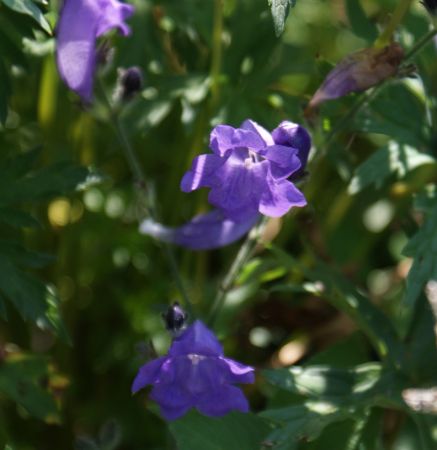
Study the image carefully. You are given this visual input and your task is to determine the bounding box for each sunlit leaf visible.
[348,142,435,194]
[1,0,51,34]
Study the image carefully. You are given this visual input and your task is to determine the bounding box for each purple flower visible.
[132,320,255,420]
[181,119,307,220]
[140,120,310,250]
[307,43,404,111]
[56,0,134,102]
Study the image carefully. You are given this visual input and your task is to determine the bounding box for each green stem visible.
[208,217,268,326]
[97,82,193,316]
[209,0,224,109]
[404,28,437,61]
[375,0,413,48]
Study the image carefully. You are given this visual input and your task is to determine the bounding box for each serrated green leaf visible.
[0,354,58,421]
[348,142,435,194]
[345,0,378,42]
[0,58,10,125]
[1,0,51,34]
[269,0,296,37]
[169,411,270,450]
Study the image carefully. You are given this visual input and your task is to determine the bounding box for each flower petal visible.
[259,180,306,217]
[169,320,224,357]
[55,0,134,102]
[209,125,267,156]
[150,383,195,420]
[208,159,268,220]
[241,119,274,147]
[271,121,312,172]
[131,356,167,394]
[196,385,250,417]
[219,357,255,384]
[180,154,225,192]
[56,0,98,102]
[139,210,259,250]
[258,145,301,179]
[96,0,134,37]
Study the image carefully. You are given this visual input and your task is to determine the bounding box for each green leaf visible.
[262,363,392,402]
[352,84,429,148]
[348,142,435,194]
[169,411,271,450]
[345,0,378,42]
[0,58,10,125]
[1,0,51,34]
[0,207,40,228]
[268,245,404,366]
[261,363,405,448]
[0,354,58,421]
[269,0,296,37]
[0,149,91,205]
[0,251,68,340]
[402,198,437,312]
[260,402,358,447]
[0,241,54,268]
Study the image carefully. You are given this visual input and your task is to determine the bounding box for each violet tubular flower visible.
[132,320,255,420]
[56,0,134,102]
[140,119,310,250]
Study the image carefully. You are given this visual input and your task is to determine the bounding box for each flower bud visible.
[162,302,188,336]
[306,42,404,113]
[113,66,143,103]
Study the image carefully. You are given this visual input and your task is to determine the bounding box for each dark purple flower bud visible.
[114,66,143,102]
[422,0,437,15]
[162,302,188,337]
[307,42,404,112]
[271,121,311,175]
[56,0,134,102]
[132,320,254,420]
